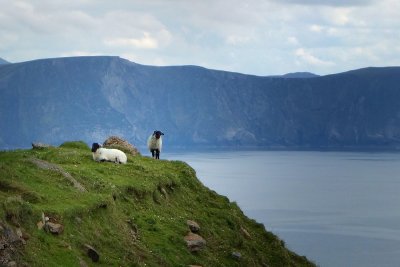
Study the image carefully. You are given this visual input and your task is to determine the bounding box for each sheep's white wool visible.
[147,134,162,151]
[92,147,127,164]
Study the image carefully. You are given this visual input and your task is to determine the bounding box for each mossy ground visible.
[0,141,315,266]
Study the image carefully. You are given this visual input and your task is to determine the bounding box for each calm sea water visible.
[164,151,400,267]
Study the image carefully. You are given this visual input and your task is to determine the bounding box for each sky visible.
[0,0,399,76]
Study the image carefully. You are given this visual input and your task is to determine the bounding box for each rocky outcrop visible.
[83,244,100,262]
[0,222,27,266]
[184,220,206,252]
[28,158,86,192]
[31,142,53,149]
[187,220,200,233]
[240,226,251,239]
[232,251,242,260]
[37,213,64,235]
[44,222,64,235]
[103,136,140,156]
[184,232,206,252]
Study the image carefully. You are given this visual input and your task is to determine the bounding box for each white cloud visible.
[328,8,352,26]
[310,25,324,33]
[226,35,252,45]
[0,33,19,49]
[295,48,335,67]
[0,0,399,75]
[287,36,300,45]
[105,33,159,49]
[271,0,375,7]
[60,50,102,57]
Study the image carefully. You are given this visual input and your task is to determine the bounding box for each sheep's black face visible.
[91,143,100,152]
[154,131,164,139]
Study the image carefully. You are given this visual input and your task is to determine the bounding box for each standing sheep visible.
[91,143,127,164]
[147,131,164,159]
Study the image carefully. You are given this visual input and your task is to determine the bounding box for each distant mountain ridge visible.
[1,56,400,150]
[281,72,319,78]
[0,57,10,65]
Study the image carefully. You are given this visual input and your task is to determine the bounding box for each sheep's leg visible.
[155,149,160,160]
[151,149,156,159]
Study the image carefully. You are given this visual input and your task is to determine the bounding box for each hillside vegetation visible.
[0,142,315,266]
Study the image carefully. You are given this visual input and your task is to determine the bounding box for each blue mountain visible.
[281,72,319,78]
[1,56,400,150]
[0,58,10,65]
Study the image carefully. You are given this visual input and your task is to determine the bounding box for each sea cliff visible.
[0,142,315,266]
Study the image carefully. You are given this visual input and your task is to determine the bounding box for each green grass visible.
[0,142,316,266]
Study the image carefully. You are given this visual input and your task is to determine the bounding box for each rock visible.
[31,142,52,149]
[0,224,26,267]
[127,219,139,241]
[4,227,21,245]
[84,244,100,262]
[187,220,200,233]
[130,229,138,241]
[29,158,86,192]
[184,232,206,252]
[232,251,242,260]
[44,222,64,235]
[240,226,251,239]
[103,136,140,156]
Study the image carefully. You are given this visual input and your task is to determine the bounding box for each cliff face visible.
[1,56,400,150]
[0,142,315,266]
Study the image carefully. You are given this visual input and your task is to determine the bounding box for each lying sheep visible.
[147,131,164,159]
[91,143,127,164]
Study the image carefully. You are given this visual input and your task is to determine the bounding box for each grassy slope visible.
[0,141,315,267]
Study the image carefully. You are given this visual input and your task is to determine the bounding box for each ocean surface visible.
[164,151,400,267]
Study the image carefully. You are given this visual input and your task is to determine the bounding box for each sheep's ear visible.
[153,131,157,135]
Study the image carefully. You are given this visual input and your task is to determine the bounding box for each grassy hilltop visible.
[0,141,315,266]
